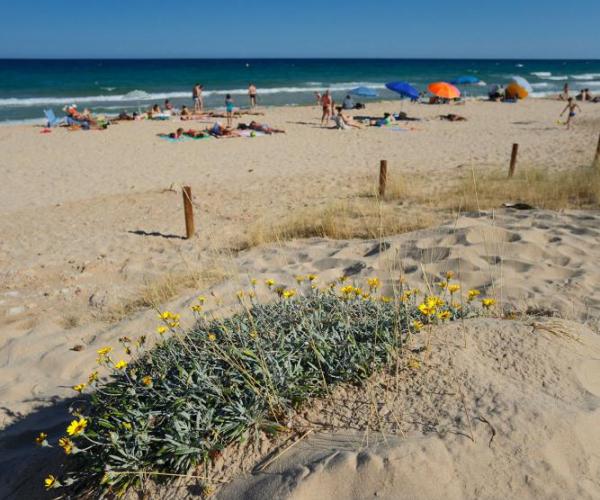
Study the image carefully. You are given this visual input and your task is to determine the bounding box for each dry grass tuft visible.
[95,268,229,323]
[236,199,438,250]
[447,166,600,211]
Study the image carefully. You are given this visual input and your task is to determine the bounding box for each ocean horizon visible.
[2,58,600,123]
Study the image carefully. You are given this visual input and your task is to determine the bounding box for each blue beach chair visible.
[44,109,65,127]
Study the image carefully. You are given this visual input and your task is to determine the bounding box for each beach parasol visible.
[506,82,528,99]
[428,82,461,99]
[451,75,480,85]
[510,76,533,94]
[385,81,420,100]
[350,86,379,98]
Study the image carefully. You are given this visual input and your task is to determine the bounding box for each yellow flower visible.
[426,296,445,308]
[367,277,380,290]
[157,325,168,334]
[88,371,99,384]
[44,475,57,490]
[142,375,153,386]
[340,285,354,295]
[236,290,245,299]
[361,292,370,300]
[446,271,455,280]
[448,284,460,294]
[353,287,363,296]
[208,333,217,342]
[295,275,305,284]
[418,303,435,316]
[122,422,132,431]
[96,346,112,356]
[72,383,86,393]
[35,432,48,445]
[249,330,258,339]
[308,274,317,281]
[58,437,73,455]
[282,289,296,299]
[412,320,423,331]
[437,310,451,320]
[265,279,275,287]
[481,298,496,309]
[408,358,421,370]
[114,360,128,370]
[468,289,480,301]
[197,295,207,303]
[66,417,88,436]
[168,320,180,328]
[436,281,448,289]
[158,311,173,320]
[380,295,392,303]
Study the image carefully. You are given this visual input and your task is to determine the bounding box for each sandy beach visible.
[2,98,600,498]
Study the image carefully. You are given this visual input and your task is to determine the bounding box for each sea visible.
[1,58,600,124]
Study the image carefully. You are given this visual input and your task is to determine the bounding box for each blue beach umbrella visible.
[350,86,379,98]
[451,75,480,85]
[510,76,533,94]
[385,81,420,100]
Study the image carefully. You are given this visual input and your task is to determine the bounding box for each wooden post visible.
[508,143,519,178]
[594,133,600,168]
[182,186,195,239]
[379,160,388,197]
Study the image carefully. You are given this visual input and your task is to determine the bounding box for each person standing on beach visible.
[560,97,581,130]
[225,94,235,127]
[320,90,332,126]
[248,83,257,108]
[559,83,569,101]
[193,83,203,112]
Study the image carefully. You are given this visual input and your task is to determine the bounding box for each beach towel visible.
[237,130,267,138]
[158,135,190,143]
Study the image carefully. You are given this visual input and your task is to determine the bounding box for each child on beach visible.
[248,83,257,108]
[225,94,234,127]
[560,98,581,130]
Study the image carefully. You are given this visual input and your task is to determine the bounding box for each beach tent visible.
[428,82,461,99]
[385,81,420,100]
[451,75,480,85]
[350,86,379,98]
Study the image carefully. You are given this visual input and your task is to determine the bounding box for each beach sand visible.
[1,98,600,498]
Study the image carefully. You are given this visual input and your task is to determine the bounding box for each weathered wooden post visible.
[182,186,195,239]
[379,160,388,197]
[508,143,519,178]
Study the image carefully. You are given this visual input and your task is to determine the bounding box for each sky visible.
[1,0,599,59]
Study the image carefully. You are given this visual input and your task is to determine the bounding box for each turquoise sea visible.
[1,59,600,123]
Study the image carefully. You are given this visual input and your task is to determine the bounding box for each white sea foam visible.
[0,82,388,108]
[516,64,524,67]
[530,72,552,78]
[571,73,600,80]
[547,76,569,81]
[531,82,552,88]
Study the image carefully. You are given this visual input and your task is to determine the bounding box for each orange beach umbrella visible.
[506,82,528,99]
[428,81,461,99]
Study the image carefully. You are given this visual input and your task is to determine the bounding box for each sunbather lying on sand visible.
[65,104,97,126]
[367,112,395,127]
[209,122,241,138]
[393,111,421,121]
[238,121,286,134]
[180,105,209,120]
[439,113,467,121]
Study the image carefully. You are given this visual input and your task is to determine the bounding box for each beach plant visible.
[39,276,492,496]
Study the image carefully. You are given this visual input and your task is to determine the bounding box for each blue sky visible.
[1,0,599,59]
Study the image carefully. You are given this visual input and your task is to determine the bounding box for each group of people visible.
[191,82,258,114]
[161,120,285,140]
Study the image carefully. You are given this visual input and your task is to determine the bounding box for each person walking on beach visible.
[225,94,235,127]
[560,98,581,130]
[193,83,203,112]
[320,90,332,126]
[248,83,257,108]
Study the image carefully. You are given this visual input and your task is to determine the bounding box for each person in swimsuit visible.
[209,122,241,138]
[560,97,581,130]
[315,91,322,105]
[225,94,235,127]
[334,107,364,129]
[193,83,204,112]
[246,121,286,134]
[248,83,257,108]
[559,83,569,101]
[321,90,332,126]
